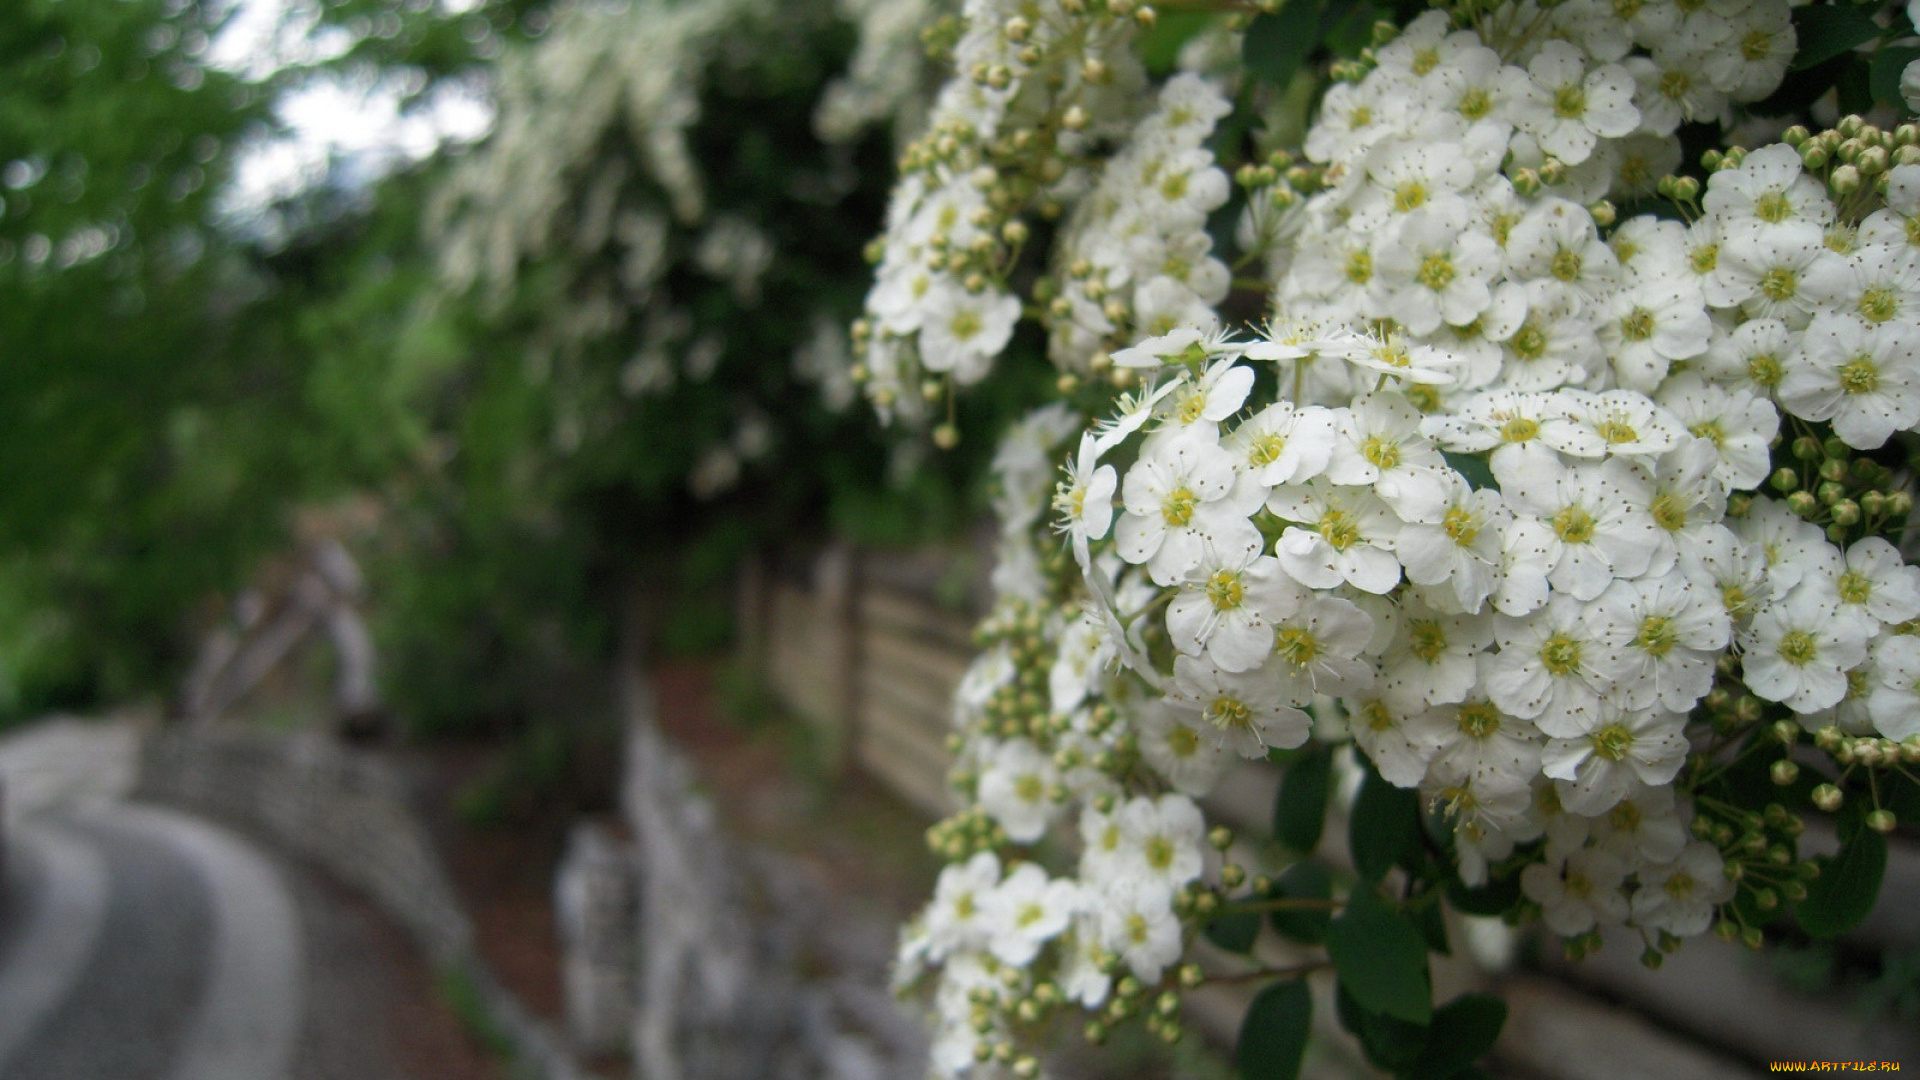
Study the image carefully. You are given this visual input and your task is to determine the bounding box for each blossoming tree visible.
[846,0,1920,1075]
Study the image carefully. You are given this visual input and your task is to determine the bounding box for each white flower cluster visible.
[893,1,1920,1074]
[852,0,1145,422]
[1044,73,1235,373]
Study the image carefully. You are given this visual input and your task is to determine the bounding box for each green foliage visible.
[1349,759,1422,883]
[1272,744,1332,855]
[1267,862,1333,945]
[1235,979,1311,1080]
[1795,807,1890,939]
[1328,889,1432,1026]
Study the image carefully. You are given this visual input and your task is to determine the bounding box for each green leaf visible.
[1317,1,1377,58]
[1328,888,1432,1025]
[1791,5,1885,71]
[1140,11,1216,76]
[1208,907,1263,955]
[1441,451,1498,492]
[1414,896,1451,956]
[1274,744,1333,853]
[1797,823,1888,939]
[1446,870,1523,917]
[1350,762,1421,883]
[1243,0,1321,89]
[1334,982,1428,1072]
[1407,994,1507,1080]
[1269,862,1334,945]
[1237,979,1313,1080]
[1871,46,1920,113]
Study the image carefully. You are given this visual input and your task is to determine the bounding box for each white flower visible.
[918,281,1021,383]
[1779,312,1920,450]
[1166,547,1283,672]
[1132,697,1234,795]
[1702,143,1832,237]
[1268,479,1405,594]
[925,851,1001,959]
[976,737,1061,843]
[1516,43,1639,165]
[1370,202,1502,334]
[1590,571,1729,713]
[1408,692,1543,804]
[1654,374,1777,491]
[1485,594,1623,737]
[1348,696,1434,789]
[1094,877,1184,983]
[1739,586,1872,714]
[1630,841,1734,937]
[1380,594,1495,710]
[1500,456,1669,603]
[1227,401,1339,488]
[1115,426,1263,586]
[1867,635,1920,740]
[1541,705,1689,815]
[1165,654,1312,758]
[1395,478,1510,615]
[983,863,1081,966]
[1054,432,1117,564]
[1521,847,1629,936]
[1828,536,1920,629]
[1112,794,1208,893]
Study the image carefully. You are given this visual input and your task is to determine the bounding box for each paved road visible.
[0,718,474,1080]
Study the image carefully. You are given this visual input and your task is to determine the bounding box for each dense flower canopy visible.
[850,0,1920,1075]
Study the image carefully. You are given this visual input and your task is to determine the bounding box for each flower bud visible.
[1812,783,1844,813]
[1819,456,1848,483]
[1866,809,1897,834]
[1802,144,1830,171]
[1832,164,1862,196]
[1771,466,1801,492]
[1859,146,1889,175]
[1889,490,1914,516]
[1831,499,1861,526]
[933,423,960,450]
[1818,480,1847,506]
[1770,759,1800,786]
[1742,926,1765,950]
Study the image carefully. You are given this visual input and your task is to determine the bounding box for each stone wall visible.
[136,727,588,1080]
[616,661,928,1080]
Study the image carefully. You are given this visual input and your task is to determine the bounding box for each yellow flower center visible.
[1457,701,1501,739]
[1444,506,1481,545]
[1208,696,1253,730]
[1550,247,1584,282]
[1837,571,1872,605]
[1248,433,1286,468]
[1777,630,1819,666]
[1755,191,1792,224]
[1540,634,1581,676]
[1758,266,1797,302]
[1591,722,1634,762]
[1553,504,1596,544]
[1553,84,1587,119]
[1595,418,1638,445]
[1318,508,1360,550]
[1651,492,1687,532]
[1162,487,1197,527]
[1634,615,1678,657]
[1346,250,1373,285]
[1859,286,1899,323]
[1620,308,1656,342]
[1207,569,1245,611]
[1409,619,1448,662]
[1418,251,1456,290]
[1275,626,1321,667]
[1839,357,1880,395]
[1363,435,1402,470]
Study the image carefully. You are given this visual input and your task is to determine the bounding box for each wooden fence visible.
[740,540,1920,1078]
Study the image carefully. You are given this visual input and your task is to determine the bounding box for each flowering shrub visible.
[860,0,1920,1075]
